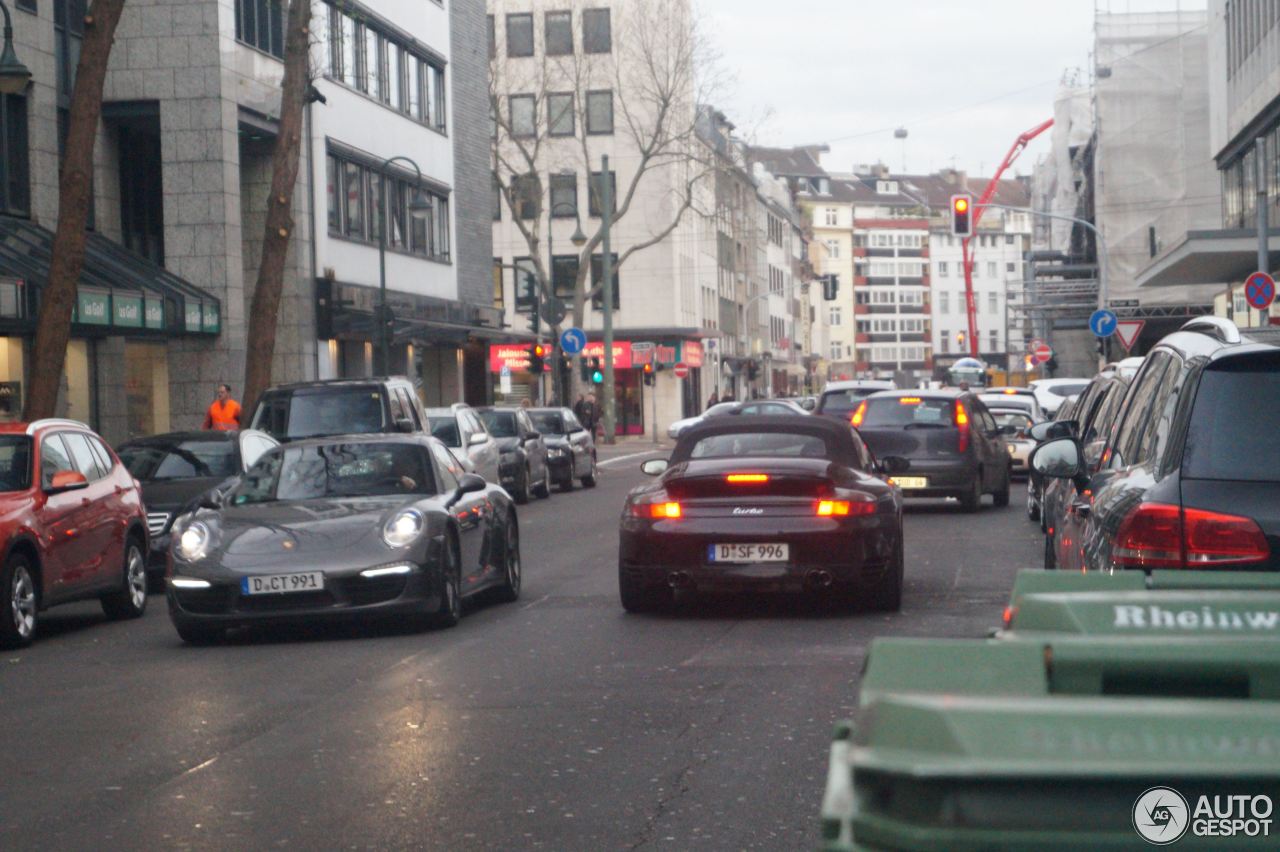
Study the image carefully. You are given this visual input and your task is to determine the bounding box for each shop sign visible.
[582,340,633,370]
[654,344,677,366]
[202,303,220,333]
[113,295,143,328]
[144,297,164,329]
[489,343,534,373]
[681,340,704,367]
[184,301,203,332]
[76,291,111,326]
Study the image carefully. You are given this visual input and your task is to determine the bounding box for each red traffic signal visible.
[950,194,972,237]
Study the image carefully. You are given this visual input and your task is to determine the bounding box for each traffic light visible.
[822,274,839,301]
[955,331,965,349]
[950,194,972,237]
[529,343,546,373]
[642,362,654,386]
[590,356,603,384]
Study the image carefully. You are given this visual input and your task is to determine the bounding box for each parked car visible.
[1025,395,1079,522]
[116,430,279,582]
[977,387,1044,421]
[619,416,906,612]
[249,377,426,441]
[165,435,521,644]
[851,389,1011,512]
[1,419,150,649]
[667,399,807,439]
[528,407,597,490]
[780,396,817,411]
[1028,378,1091,416]
[987,407,1037,478]
[476,406,551,504]
[815,380,896,422]
[668,402,740,439]
[1035,318,1280,573]
[425,404,501,484]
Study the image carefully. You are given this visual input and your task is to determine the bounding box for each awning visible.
[1136,228,1280,289]
[0,216,221,334]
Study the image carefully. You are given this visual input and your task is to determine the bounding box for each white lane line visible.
[598,449,667,468]
[521,594,552,610]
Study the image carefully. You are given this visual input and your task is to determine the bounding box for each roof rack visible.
[1179,316,1241,344]
[25,418,91,435]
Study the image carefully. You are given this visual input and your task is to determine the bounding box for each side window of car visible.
[59,433,104,481]
[40,434,74,488]
[564,411,583,432]
[1110,353,1172,469]
[1142,354,1187,473]
[87,435,115,475]
[387,390,407,423]
[396,389,421,428]
[468,411,488,437]
[431,443,461,490]
[518,411,534,437]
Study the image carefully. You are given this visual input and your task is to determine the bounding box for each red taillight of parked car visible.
[1113,503,1269,569]
[954,401,970,454]
[651,502,682,519]
[630,492,683,519]
[850,401,867,428]
[816,495,876,517]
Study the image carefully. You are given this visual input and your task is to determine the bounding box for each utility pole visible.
[1257,136,1270,324]
[601,154,617,444]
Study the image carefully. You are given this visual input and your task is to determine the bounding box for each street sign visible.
[559,326,586,355]
[1032,344,1053,365]
[1245,271,1276,311]
[499,364,512,394]
[539,297,566,326]
[631,341,654,363]
[1115,320,1145,352]
[1089,309,1118,338]
[673,362,689,379]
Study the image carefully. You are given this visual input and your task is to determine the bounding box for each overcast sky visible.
[697,0,1207,179]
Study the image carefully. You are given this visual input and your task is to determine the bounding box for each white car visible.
[425,404,501,483]
[978,388,1044,421]
[666,399,808,439]
[1028,378,1092,416]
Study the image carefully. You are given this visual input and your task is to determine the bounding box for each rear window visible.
[1047,382,1089,398]
[1183,361,1280,482]
[480,411,518,438]
[860,397,955,427]
[252,389,387,439]
[119,439,238,481]
[688,431,829,459]
[819,388,882,415]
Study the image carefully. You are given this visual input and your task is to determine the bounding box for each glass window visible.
[859,397,955,427]
[583,8,611,53]
[118,439,239,481]
[428,416,462,447]
[40,434,73,488]
[1110,353,1173,469]
[407,55,422,118]
[87,436,114,476]
[530,412,566,434]
[586,91,613,134]
[689,432,827,459]
[60,432,104,481]
[343,161,364,238]
[251,388,387,440]
[340,14,358,88]
[1184,358,1280,482]
[590,253,620,310]
[588,170,616,217]
[0,436,31,492]
[506,13,534,57]
[365,28,382,99]
[231,442,435,503]
[480,410,518,438]
[0,94,29,216]
[545,11,573,55]
[512,173,540,219]
[548,93,574,136]
[431,442,461,490]
[550,173,577,217]
[510,94,536,137]
[551,255,578,299]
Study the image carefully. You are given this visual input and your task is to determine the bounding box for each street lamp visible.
[377,155,433,375]
[0,2,30,96]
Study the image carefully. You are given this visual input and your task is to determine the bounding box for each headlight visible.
[382,509,425,548]
[175,521,211,562]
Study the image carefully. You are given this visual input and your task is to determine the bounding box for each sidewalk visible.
[595,434,671,461]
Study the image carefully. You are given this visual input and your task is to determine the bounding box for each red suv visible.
[0,419,150,648]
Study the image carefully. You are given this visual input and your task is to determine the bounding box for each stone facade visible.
[450,0,494,309]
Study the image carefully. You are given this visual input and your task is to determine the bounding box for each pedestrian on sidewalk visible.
[580,393,599,436]
[572,393,586,423]
[707,391,718,408]
[202,383,242,431]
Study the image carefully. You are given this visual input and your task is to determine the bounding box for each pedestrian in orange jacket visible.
[203,383,242,431]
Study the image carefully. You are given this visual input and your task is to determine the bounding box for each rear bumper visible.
[893,458,979,497]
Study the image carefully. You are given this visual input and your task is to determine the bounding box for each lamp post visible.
[0,2,31,96]
[546,198,586,406]
[377,155,433,376]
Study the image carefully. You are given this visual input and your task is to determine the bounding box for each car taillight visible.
[651,502,682,519]
[954,401,970,453]
[1113,503,1270,569]
[850,401,867,428]
[726,473,769,484]
[1002,605,1017,629]
[630,492,683,519]
[816,495,876,517]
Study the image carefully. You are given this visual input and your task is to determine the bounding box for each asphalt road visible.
[0,455,1042,851]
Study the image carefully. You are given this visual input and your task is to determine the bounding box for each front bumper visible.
[546,453,574,479]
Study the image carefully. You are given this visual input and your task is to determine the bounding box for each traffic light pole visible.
[600,154,617,444]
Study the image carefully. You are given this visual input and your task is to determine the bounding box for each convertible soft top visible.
[671,415,860,468]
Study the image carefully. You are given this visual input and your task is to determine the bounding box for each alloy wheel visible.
[126,546,147,610]
[10,564,35,640]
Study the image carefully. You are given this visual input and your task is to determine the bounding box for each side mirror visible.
[802,399,816,411]
[395,417,416,433]
[640,458,668,476]
[1029,419,1076,443]
[457,472,487,495]
[46,470,88,493]
[198,488,224,510]
[879,456,911,476]
[1030,438,1084,480]
[468,432,488,447]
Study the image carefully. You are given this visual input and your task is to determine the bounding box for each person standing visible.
[707,391,719,409]
[580,393,599,435]
[572,393,586,423]
[203,383,242,431]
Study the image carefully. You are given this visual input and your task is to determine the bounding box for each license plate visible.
[708,543,789,563]
[892,476,929,490]
[240,571,324,595]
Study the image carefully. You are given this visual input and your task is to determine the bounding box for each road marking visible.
[521,594,552,610]
[598,449,666,469]
[183,755,219,776]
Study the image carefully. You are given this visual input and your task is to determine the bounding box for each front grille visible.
[147,511,171,536]
[174,575,408,616]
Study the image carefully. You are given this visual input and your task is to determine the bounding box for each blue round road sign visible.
[1089,309,1118,338]
[1245,272,1275,311]
[560,327,587,355]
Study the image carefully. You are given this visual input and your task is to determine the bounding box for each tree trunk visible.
[22,0,127,421]
[242,0,312,416]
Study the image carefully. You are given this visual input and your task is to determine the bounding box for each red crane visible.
[960,117,1054,357]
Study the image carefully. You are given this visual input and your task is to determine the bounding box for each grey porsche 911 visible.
[165,435,521,644]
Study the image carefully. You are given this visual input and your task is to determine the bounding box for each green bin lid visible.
[1005,590,1280,637]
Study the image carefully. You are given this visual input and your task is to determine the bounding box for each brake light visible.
[850,401,867,428]
[1002,388,1018,395]
[816,495,876,516]
[955,401,970,453]
[816,500,849,516]
[899,397,922,404]
[1002,605,1017,629]
[651,502,682,519]
[726,474,769,484]
[1113,503,1270,569]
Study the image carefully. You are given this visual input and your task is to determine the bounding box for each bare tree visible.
[490,0,721,401]
[23,0,128,420]
[242,0,313,416]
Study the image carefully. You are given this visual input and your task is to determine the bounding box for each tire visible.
[493,514,522,603]
[101,539,148,621]
[619,567,672,613]
[582,454,598,488]
[993,468,1011,508]
[865,538,904,613]
[434,535,463,628]
[1,553,38,649]
[559,470,575,492]
[174,620,224,645]
[1043,530,1057,570]
[514,465,531,505]
[534,464,552,499]
[958,473,982,513]
[1026,484,1041,522]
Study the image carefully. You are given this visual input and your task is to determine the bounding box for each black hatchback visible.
[852,390,1012,512]
[1035,318,1280,572]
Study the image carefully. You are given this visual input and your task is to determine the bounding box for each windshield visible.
[1183,361,1280,483]
[118,440,238,481]
[1047,382,1089,398]
[530,412,566,434]
[0,435,31,492]
[428,417,462,447]
[252,389,386,440]
[480,411,518,438]
[981,395,1033,414]
[230,442,435,504]
[819,388,882,415]
[689,431,829,459]
[860,397,956,428]
[992,411,1034,433]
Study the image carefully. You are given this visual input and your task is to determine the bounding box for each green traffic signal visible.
[592,370,603,384]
